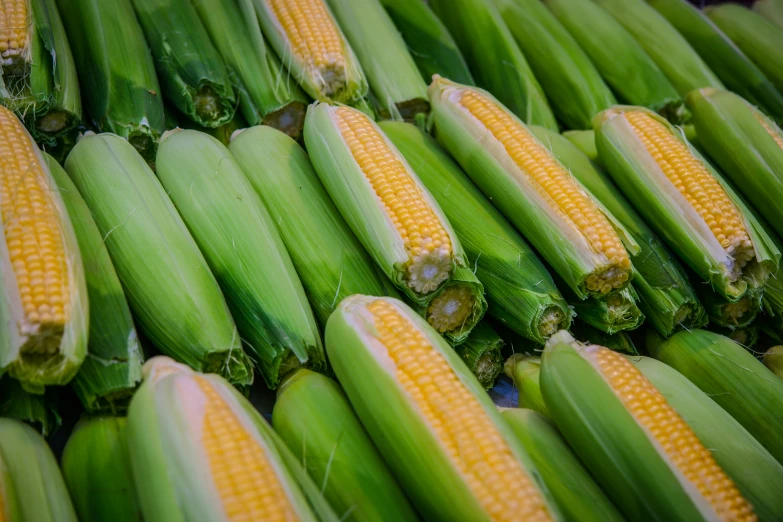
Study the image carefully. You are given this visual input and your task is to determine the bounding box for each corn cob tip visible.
[141,355,192,383]
[504,353,528,378]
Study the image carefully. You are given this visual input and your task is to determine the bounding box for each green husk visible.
[430,78,639,300]
[0,377,60,437]
[191,0,307,137]
[594,0,723,96]
[695,276,764,328]
[567,285,644,334]
[380,120,569,343]
[272,369,417,522]
[131,0,236,128]
[649,0,783,123]
[378,0,474,86]
[545,0,683,119]
[687,88,783,237]
[648,328,783,464]
[0,418,78,521]
[229,125,389,327]
[56,0,164,161]
[46,154,142,411]
[419,266,487,345]
[182,110,249,146]
[711,322,761,350]
[325,295,561,520]
[491,0,615,130]
[156,130,324,388]
[61,417,143,522]
[634,356,783,522]
[453,322,503,389]
[429,0,558,130]
[707,4,783,96]
[754,0,783,29]
[569,321,639,355]
[595,105,780,302]
[563,130,599,163]
[64,133,252,385]
[501,408,625,522]
[324,0,428,121]
[0,0,81,148]
[503,354,549,416]
[532,125,707,336]
[763,345,783,378]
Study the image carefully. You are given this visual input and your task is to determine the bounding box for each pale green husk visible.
[504,354,549,417]
[429,0,557,130]
[0,377,60,437]
[156,130,324,388]
[453,322,503,389]
[754,0,783,29]
[0,418,78,521]
[56,0,164,161]
[562,130,599,163]
[272,369,417,522]
[64,133,252,385]
[61,417,142,522]
[764,345,783,378]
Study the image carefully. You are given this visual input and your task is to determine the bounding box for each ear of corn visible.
[649,0,783,124]
[325,295,561,520]
[429,0,558,131]
[453,322,503,390]
[323,0,428,121]
[570,286,645,334]
[131,0,237,128]
[56,0,164,162]
[648,328,783,464]
[61,417,143,522]
[504,354,549,417]
[542,330,756,521]
[635,355,783,522]
[763,345,783,378]
[687,88,783,238]
[707,4,783,96]
[569,322,639,355]
[491,0,615,130]
[595,105,780,302]
[380,120,569,343]
[0,0,81,149]
[532,125,706,336]
[562,130,599,163]
[418,265,487,345]
[544,0,683,120]
[754,0,783,29]
[127,356,333,522]
[272,369,418,522]
[156,129,324,388]
[253,0,368,105]
[694,272,764,328]
[0,107,87,393]
[64,133,252,386]
[430,78,637,300]
[191,0,307,138]
[304,103,466,306]
[45,153,142,411]
[0,376,59,436]
[0,418,78,522]
[377,0,474,86]
[502,408,625,522]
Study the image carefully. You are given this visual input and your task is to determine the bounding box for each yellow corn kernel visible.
[0,0,28,61]
[196,376,298,522]
[0,106,69,354]
[459,90,631,294]
[593,346,756,521]
[425,284,475,333]
[757,114,783,150]
[625,111,754,274]
[367,299,552,522]
[335,106,453,293]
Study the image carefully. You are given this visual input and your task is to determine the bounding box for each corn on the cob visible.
[429,0,557,131]
[191,0,307,138]
[430,78,637,299]
[635,355,783,522]
[131,0,236,128]
[253,0,368,105]
[304,103,467,305]
[418,265,487,344]
[380,120,570,343]
[61,417,142,522]
[649,328,783,464]
[0,107,87,393]
[542,330,756,521]
[764,345,783,378]
[491,0,615,130]
[502,409,625,522]
[707,4,783,96]
[127,356,337,522]
[272,369,418,521]
[545,0,683,120]
[0,376,59,436]
[532,125,707,336]
[504,354,549,417]
[595,106,779,302]
[326,295,561,520]
[56,0,164,162]
[569,321,639,355]
[323,0,427,121]
[378,0,474,86]
[452,322,504,390]
[0,418,78,521]
[64,133,253,385]
[754,0,783,28]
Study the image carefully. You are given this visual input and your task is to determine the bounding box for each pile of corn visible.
[2,0,783,520]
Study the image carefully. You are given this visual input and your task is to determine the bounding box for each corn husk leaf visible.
[754,0,783,28]
[504,354,549,417]
[569,321,639,355]
[570,286,645,335]
[562,130,599,163]
[0,377,60,437]
[418,266,486,345]
[453,322,503,389]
